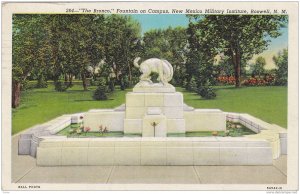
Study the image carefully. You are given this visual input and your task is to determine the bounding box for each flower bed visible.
[242,75,275,86]
[57,122,256,138]
[217,76,236,85]
[217,75,276,86]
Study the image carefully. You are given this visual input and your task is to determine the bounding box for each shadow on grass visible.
[73,98,115,102]
[195,98,217,101]
[214,86,246,90]
[73,99,95,102]
[66,90,93,93]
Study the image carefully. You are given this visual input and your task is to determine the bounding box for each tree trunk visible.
[128,63,132,84]
[232,49,241,88]
[68,74,73,87]
[81,72,88,91]
[64,73,68,83]
[12,80,21,108]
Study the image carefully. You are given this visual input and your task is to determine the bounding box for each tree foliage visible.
[251,56,266,77]
[188,15,288,87]
[273,49,288,85]
[12,15,49,107]
[12,14,288,107]
[12,14,141,107]
[103,15,141,87]
[142,27,187,85]
[185,20,217,98]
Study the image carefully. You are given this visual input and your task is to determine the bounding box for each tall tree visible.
[189,15,287,87]
[142,27,187,85]
[185,20,217,88]
[273,48,288,85]
[103,15,141,86]
[251,56,266,77]
[44,15,106,90]
[12,14,48,108]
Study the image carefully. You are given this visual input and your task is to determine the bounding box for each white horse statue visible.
[134,57,173,85]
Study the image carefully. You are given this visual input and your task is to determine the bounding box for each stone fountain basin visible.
[36,136,273,166]
[18,111,287,166]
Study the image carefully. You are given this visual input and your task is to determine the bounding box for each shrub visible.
[36,76,48,88]
[93,78,107,100]
[273,49,288,86]
[186,77,198,92]
[89,79,97,86]
[108,79,115,92]
[120,76,130,90]
[123,76,130,88]
[197,85,216,99]
[54,81,68,92]
[182,79,188,89]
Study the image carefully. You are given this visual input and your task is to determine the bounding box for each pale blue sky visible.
[130,14,288,69]
[131,14,189,34]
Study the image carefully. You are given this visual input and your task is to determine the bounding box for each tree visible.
[12,14,140,106]
[215,55,234,77]
[103,15,141,87]
[251,56,266,78]
[273,48,288,85]
[189,15,287,87]
[12,15,48,107]
[142,27,187,85]
[185,20,217,98]
[93,78,108,100]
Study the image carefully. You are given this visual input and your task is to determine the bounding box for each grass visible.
[178,86,287,128]
[12,84,129,135]
[12,84,287,135]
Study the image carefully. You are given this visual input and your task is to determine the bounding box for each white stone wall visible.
[37,137,273,166]
[84,111,125,132]
[184,109,226,131]
[226,112,287,157]
[18,114,72,157]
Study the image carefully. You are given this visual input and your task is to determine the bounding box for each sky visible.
[131,14,288,69]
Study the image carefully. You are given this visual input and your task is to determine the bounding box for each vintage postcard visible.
[1,1,299,191]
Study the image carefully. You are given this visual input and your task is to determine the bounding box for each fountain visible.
[83,57,225,136]
[18,58,287,166]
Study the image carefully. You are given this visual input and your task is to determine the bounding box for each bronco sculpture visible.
[134,57,173,85]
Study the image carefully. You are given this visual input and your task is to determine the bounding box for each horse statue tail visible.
[134,57,141,68]
[163,60,174,82]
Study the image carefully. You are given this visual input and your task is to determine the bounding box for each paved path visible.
[12,134,287,184]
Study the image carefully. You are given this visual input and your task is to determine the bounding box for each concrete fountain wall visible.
[31,85,287,166]
[36,137,273,166]
[18,86,288,165]
[83,85,226,136]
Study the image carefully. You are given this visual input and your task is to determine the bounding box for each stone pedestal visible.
[133,83,176,93]
[84,82,226,136]
[124,88,185,136]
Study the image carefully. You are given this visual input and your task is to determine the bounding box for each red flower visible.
[84,127,91,132]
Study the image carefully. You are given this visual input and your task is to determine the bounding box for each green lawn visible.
[12,84,287,135]
[12,85,129,135]
[178,86,287,128]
